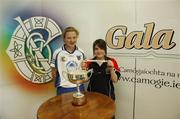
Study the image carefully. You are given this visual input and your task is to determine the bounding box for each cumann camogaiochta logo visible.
[6,16,62,83]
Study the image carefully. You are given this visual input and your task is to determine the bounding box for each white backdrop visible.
[0,0,180,119]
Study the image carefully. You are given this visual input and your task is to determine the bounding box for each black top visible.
[87,57,120,100]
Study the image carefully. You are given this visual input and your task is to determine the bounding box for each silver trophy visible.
[63,69,93,106]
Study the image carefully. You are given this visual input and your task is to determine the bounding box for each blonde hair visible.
[62,27,79,38]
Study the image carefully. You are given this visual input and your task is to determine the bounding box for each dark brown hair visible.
[93,39,107,55]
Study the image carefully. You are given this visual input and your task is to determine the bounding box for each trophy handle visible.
[87,69,93,79]
[62,71,68,80]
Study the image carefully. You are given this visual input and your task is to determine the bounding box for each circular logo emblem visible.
[6,16,62,83]
[66,61,78,71]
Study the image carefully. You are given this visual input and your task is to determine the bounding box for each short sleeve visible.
[50,49,61,68]
[111,58,121,79]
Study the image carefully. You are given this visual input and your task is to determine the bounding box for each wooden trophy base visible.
[72,94,87,106]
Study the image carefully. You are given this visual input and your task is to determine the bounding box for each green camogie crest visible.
[6,16,62,83]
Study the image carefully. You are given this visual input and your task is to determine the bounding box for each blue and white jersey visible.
[50,45,86,88]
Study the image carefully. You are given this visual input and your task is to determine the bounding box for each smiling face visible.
[93,39,107,60]
[64,31,78,49]
[94,45,106,60]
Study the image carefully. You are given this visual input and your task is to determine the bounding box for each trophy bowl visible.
[63,69,93,106]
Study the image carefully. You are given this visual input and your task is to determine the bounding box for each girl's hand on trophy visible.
[81,60,87,70]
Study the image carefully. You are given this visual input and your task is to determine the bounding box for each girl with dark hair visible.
[82,39,120,100]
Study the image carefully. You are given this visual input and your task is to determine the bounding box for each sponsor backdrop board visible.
[0,0,180,119]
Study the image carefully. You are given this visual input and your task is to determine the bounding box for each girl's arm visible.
[107,58,121,83]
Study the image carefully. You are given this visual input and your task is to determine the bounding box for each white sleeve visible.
[50,49,61,68]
